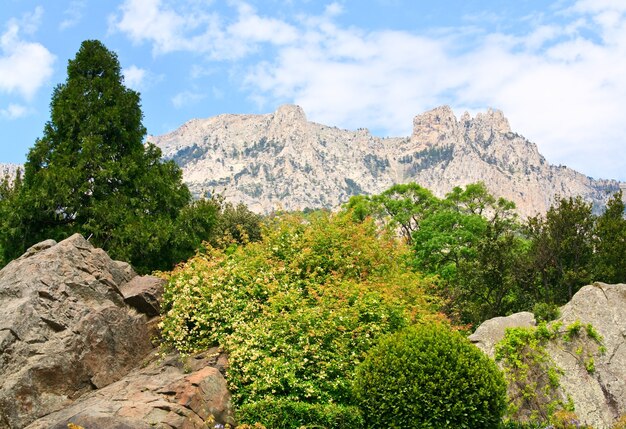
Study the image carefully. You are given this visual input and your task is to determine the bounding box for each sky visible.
[1,0,625,181]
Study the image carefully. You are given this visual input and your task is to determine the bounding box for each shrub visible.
[354,323,507,428]
[549,410,593,428]
[533,302,561,323]
[160,212,442,423]
[237,399,363,429]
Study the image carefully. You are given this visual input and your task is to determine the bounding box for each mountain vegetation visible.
[347,183,626,326]
[1,39,625,428]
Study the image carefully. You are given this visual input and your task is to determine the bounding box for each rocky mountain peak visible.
[468,108,511,133]
[149,105,621,217]
[411,105,459,146]
[272,104,307,124]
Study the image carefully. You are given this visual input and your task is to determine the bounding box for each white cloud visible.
[112,0,626,180]
[0,11,55,99]
[241,1,626,180]
[0,103,28,120]
[172,90,206,108]
[60,0,86,30]
[109,0,298,59]
[124,65,147,89]
[228,3,298,45]
[20,6,44,35]
[324,2,344,17]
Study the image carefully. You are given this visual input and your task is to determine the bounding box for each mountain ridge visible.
[148,104,621,216]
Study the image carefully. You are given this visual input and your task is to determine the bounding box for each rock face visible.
[470,283,626,429]
[0,163,20,181]
[26,349,234,429]
[0,235,234,429]
[149,105,621,216]
[468,312,536,357]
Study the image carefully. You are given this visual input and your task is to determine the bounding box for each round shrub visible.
[354,323,507,429]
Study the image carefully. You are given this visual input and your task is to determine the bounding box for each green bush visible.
[160,212,442,420]
[533,302,561,323]
[354,323,507,429]
[237,399,363,429]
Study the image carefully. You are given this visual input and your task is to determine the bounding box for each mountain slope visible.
[149,105,621,216]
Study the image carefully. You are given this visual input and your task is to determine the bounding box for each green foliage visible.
[0,169,23,267]
[495,323,565,422]
[344,182,438,243]
[237,399,363,429]
[0,41,262,274]
[0,40,194,273]
[593,191,626,283]
[533,302,561,323]
[354,323,507,429]
[345,183,625,328]
[526,196,594,304]
[495,321,605,424]
[549,410,593,429]
[160,212,441,421]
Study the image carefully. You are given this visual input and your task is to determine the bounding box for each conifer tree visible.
[593,191,626,283]
[2,40,191,272]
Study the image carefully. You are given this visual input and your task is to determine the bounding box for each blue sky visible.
[1,0,625,181]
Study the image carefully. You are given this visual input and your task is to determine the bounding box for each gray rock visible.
[545,283,626,429]
[149,105,621,217]
[0,234,235,429]
[0,234,151,429]
[471,283,626,429]
[468,311,536,357]
[26,349,235,429]
[120,275,164,317]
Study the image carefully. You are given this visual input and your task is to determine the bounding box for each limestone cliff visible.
[149,105,621,216]
[0,163,20,181]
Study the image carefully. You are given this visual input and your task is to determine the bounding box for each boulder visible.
[0,234,151,428]
[468,311,536,356]
[471,283,626,429]
[25,349,234,429]
[120,275,164,317]
[547,283,626,429]
[0,234,235,429]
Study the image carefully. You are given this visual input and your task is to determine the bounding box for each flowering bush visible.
[160,211,442,426]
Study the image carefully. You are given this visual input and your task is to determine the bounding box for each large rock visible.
[0,234,152,428]
[26,349,234,429]
[468,311,536,356]
[0,234,235,429]
[471,283,626,429]
[548,283,626,429]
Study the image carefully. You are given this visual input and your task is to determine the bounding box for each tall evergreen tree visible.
[527,196,594,304]
[593,191,626,283]
[1,40,192,272]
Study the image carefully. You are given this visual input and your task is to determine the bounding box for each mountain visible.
[149,104,621,217]
[0,163,21,181]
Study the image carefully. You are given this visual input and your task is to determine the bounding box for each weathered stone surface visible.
[120,275,164,317]
[0,163,20,183]
[546,283,626,429]
[149,104,621,217]
[0,235,236,429]
[0,234,151,429]
[468,311,536,356]
[471,283,626,429]
[26,350,235,429]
